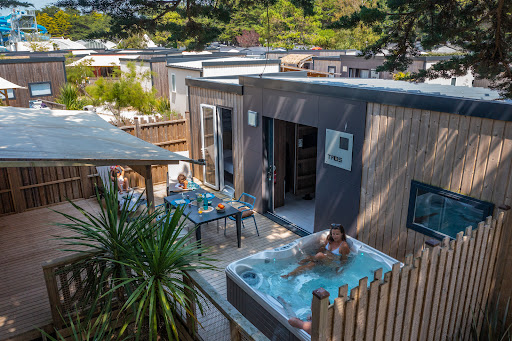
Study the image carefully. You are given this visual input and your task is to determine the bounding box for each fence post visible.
[42,265,63,328]
[229,321,241,341]
[134,117,141,138]
[311,287,330,341]
[6,167,25,213]
[183,274,198,336]
[79,167,93,198]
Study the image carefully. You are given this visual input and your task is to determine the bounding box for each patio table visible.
[164,189,242,248]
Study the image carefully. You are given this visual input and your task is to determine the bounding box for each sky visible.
[1,0,54,16]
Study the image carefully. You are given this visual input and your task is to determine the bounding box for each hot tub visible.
[226,230,401,341]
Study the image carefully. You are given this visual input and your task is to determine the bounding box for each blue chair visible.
[224,193,259,237]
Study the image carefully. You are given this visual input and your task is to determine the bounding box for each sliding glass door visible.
[200,104,219,190]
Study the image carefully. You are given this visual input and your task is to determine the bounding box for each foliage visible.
[336,0,512,98]
[54,0,315,50]
[24,33,52,52]
[57,83,89,110]
[65,58,94,89]
[156,97,180,119]
[86,62,158,118]
[40,311,118,341]
[116,33,149,49]
[37,10,72,37]
[0,0,32,9]
[53,182,216,340]
[236,29,260,48]
[37,6,110,41]
[393,72,411,81]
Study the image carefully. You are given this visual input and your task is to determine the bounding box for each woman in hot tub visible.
[281,223,350,279]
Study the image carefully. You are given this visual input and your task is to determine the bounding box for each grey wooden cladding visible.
[0,60,66,107]
[357,103,512,261]
[311,213,505,341]
[189,86,244,197]
[0,118,189,215]
[150,61,170,99]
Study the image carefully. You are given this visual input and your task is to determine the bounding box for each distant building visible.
[0,56,66,107]
[167,57,280,115]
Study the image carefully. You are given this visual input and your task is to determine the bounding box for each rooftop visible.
[263,77,506,102]
[167,57,277,70]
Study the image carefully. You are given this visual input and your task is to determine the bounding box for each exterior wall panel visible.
[357,103,512,261]
[0,60,66,108]
[202,64,280,77]
[189,86,244,197]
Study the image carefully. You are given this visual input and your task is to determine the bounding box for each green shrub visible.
[57,83,89,110]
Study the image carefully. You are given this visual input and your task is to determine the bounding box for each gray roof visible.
[0,107,194,167]
[264,77,509,102]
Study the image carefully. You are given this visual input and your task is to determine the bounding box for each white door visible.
[200,104,220,190]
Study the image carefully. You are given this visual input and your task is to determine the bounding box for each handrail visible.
[187,270,270,341]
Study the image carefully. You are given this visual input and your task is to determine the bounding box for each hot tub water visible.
[240,248,392,320]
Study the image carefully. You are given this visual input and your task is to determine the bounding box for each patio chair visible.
[219,185,235,201]
[166,151,194,195]
[224,193,259,237]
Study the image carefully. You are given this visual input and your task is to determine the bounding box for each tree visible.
[236,29,260,47]
[54,0,315,50]
[258,0,321,49]
[86,62,158,119]
[36,10,71,37]
[337,0,512,98]
[116,33,148,49]
[0,0,32,9]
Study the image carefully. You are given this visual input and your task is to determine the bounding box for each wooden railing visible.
[310,212,506,341]
[42,252,268,341]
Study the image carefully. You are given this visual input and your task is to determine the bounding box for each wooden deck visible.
[0,184,300,340]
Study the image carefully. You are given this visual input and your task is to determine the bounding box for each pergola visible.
[0,76,26,106]
[0,106,201,209]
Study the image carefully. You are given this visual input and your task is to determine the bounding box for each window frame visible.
[171,73,176,93]
[28,81,52,97]
[0,88,16,100]
[406,180,494,240]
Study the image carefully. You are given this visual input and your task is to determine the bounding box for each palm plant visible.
[57,83,89,110]
[53,181,217,340]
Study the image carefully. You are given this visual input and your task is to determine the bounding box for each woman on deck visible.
[281,223,350,279]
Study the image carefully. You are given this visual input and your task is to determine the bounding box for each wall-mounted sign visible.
[247,110,258,127]
[325,129,353,171]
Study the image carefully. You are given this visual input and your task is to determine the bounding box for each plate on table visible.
[198,206,214,213]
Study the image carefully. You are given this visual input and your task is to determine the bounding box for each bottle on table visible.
[203,194,208,210]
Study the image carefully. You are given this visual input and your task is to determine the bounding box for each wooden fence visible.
[311,212,506,341]
[117,116,190,188]
[0,117,190,215]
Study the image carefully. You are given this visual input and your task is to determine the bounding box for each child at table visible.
[175,173,188,190]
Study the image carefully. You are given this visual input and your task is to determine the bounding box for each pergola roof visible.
[0,107,194,167]
[0,77,26,90]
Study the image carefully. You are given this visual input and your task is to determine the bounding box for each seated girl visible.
[175,173,188,190]
[110,165,130,193]
[281,223,350,279]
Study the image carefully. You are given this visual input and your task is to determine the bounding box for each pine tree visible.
[336,0,512,98]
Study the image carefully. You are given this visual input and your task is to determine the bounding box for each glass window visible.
[29,82,52,97]
[407,181,494,240]
[171,73,176,93]
[0,88,15,99]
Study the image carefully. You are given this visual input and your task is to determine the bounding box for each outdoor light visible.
[247,110,258,127]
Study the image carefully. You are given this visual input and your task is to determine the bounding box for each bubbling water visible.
[244,251,392,320]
